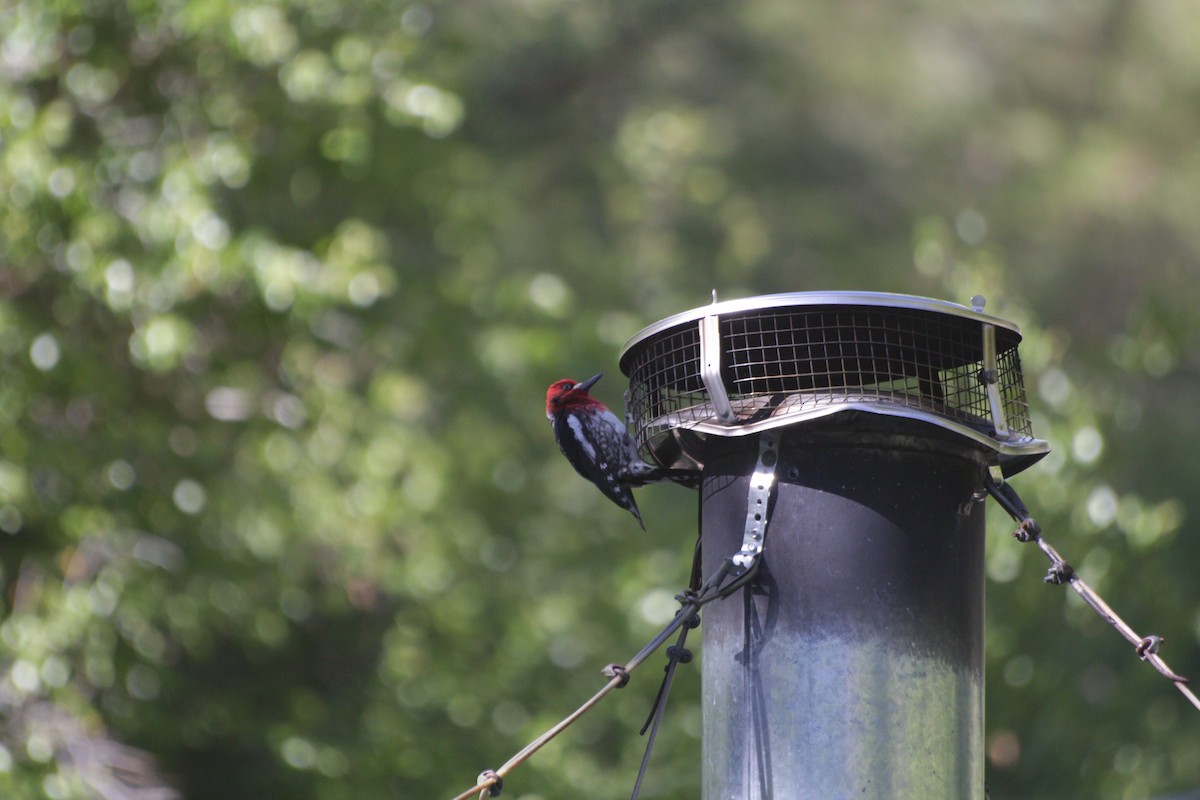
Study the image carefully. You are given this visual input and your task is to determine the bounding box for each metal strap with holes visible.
[731,431,780,573]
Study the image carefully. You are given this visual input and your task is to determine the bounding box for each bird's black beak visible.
[574,373,603,392]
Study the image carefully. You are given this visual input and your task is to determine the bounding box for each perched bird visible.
[545,373,658,529]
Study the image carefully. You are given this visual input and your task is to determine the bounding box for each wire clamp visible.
[1013,518,1041,543]
[602,663,630,688]
[666,645,693,664]
[476,770,503,798]
[1043,563,1073,585]
[1136,635,1164,659]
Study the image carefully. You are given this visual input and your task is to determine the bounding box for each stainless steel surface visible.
[621,291,1021,356]
[639,396,1045,462]
[700,429,987,800]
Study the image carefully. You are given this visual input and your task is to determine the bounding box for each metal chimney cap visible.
[620,291,1021,365]
[617,290,1049,479]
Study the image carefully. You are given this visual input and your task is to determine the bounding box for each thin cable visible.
[630,622,695,800]
[447,550,754,800]
[986,474,1200,713]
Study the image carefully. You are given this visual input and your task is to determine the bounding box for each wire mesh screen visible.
[624,323,706,443]
[623,302,1036,467]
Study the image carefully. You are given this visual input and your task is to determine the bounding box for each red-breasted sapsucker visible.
[545,373,658,529]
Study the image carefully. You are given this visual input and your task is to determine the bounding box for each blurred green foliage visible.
[1,0,1199,798]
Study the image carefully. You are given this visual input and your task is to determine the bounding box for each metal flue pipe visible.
[699,422,987,798]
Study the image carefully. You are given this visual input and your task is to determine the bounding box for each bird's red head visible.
[545,373,605,418]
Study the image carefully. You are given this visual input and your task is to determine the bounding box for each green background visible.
[2,1,1199,798]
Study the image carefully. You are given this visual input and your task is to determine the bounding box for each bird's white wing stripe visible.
[566,414,597,461]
